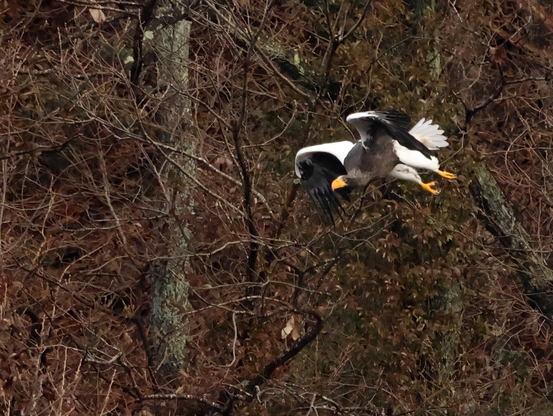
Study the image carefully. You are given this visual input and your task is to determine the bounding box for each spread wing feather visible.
[297,152,348,224]
[371,110,412,130]
[347,111,433,159]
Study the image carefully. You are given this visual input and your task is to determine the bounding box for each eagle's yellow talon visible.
[437,170,456,181]
[420,181,440,195]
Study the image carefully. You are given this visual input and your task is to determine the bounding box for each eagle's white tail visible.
[409,118,449,150]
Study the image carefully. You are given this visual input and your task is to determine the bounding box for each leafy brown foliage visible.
[1,0,553,415]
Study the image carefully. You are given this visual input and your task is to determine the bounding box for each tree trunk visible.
[142,7,194,377]
[470,162,553,313]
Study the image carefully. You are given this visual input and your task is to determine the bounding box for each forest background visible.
[2,0,553,415]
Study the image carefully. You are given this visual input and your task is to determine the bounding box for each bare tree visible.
[131,0,195,379]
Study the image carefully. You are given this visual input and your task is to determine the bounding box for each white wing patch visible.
[345,111,379,123]
[294,141,354,177]
[345,112,379,142]
[392,141,440,172]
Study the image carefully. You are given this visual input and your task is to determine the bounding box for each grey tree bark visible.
[470,163,553,313]
[140,6,194,377]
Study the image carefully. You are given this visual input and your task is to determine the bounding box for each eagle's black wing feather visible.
[382,117,433,158]
[373,110,412,130]
[299,152,348,224]
[355,111,433,159]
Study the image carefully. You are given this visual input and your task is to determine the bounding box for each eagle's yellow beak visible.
[331,178,348,191]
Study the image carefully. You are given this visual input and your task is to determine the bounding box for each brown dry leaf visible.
[489,46,508,66]
[122,332,133,346]
[89,8,106,24]
[281,316,294,339]
[281,316,300,340]
[291,318,300,340]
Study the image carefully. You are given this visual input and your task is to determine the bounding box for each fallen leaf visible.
[89,8,106,24]
[281,316,300,340]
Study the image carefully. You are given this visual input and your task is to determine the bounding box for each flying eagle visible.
[295,111,455,222]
